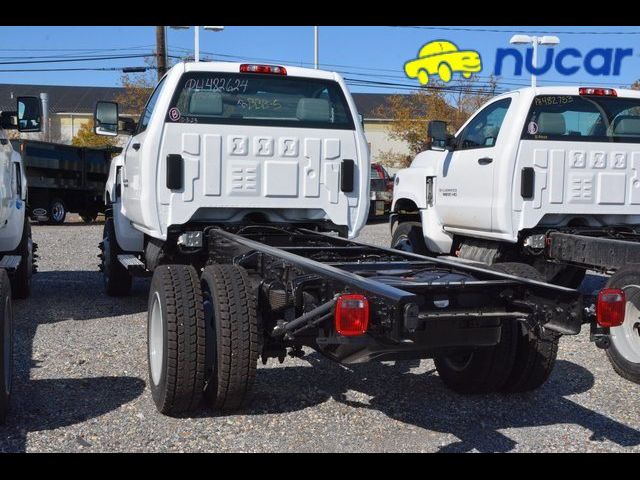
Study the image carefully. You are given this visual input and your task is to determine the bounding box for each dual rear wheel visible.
[147,264,259,416]
[391,222,560,396]
[434,263,560,394]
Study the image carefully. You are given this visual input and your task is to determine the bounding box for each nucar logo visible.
[495,47,634,77]
[404,39,634,86]
[404,40,482,85]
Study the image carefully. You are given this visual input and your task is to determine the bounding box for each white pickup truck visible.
[93,63,602,418]
[0,96,41,423]
[391,86,640,384]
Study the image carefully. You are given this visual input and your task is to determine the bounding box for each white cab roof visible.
[177,61,342,82]
[507,85,640,99]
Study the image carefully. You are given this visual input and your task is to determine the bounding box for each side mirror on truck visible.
[94,101,137,136]
[428,120,454,150]
[17,96,43,132]
[0,96,42,132]
[95,101,119,136]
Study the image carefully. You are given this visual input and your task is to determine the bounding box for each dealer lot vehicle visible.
[95,62,599,417]
[391,86,640,385]
[0,96,41,423]
[369,163,393,218]
[10,140,117,224]
[369,163,391,218]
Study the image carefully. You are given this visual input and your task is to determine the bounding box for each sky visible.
[1,26,640,94]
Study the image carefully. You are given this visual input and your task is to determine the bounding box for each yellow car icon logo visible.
[404,40,482,85]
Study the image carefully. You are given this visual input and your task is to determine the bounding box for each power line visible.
[0,65,157,73]
[0,45,155,52]
[390,26,640,35]
[0,49,155,61]
[0,53,155,66]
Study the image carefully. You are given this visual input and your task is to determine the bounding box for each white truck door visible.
[0,132,12,225]
[437,97,512,233]
[122,78,167,223]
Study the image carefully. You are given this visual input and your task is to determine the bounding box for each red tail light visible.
[335,294,369,336]
[579,87,617,97]
[597,288,626,327]
[239,64,287,75]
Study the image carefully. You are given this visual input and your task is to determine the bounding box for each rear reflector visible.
[597,288,626,327]
[239,64,287,75]
[335,294,369,336]
[579,87,617,97]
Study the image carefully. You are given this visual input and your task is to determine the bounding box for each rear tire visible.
[9,216,32,299]
[434,317,518,394]
[148,265,206,416]
[391,221,429,256]
[201,265,259,411]
[0,269,13,424]
[99,218,132,297]
[604,266,640,385]
[492,262,559,392]
[47,198,66,225]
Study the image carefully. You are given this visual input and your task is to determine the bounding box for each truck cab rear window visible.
[167,72,355,130]
[523,95,640,143]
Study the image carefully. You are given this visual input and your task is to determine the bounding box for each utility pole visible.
[156,26,168,80]
[314,26,319,69]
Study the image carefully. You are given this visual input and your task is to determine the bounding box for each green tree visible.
[72,120,118,148]
[373,76,500,168]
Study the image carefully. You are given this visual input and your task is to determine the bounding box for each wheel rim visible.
[610,284,640,364]
[149,292,164,386]
[51,202,65,223]
[3,296,12,397]
[393,234,414,253]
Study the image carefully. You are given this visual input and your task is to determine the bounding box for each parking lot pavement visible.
[1,218,639,452]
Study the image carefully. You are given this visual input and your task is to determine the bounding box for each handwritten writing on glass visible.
[185,77,249,93]
[236,98,282,111]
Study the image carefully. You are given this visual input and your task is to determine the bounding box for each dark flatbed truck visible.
[10,139,120,224]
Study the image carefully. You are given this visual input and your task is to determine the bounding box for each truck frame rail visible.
[191,224,585,363]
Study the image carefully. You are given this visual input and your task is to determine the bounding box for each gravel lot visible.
[1,217,640,452]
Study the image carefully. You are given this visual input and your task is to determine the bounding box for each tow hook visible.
[587,303,611,349]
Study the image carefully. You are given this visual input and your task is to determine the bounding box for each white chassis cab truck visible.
[96,63,594,417]
[391,86,640,385]
[0,96,41,423]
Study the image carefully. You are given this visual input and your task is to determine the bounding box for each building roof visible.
[0,83,124,115]
[351,93,397,119]
[0,83,394,120]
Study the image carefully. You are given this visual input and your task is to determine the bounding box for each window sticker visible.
[168,107,181,122]
[527,121,539,135]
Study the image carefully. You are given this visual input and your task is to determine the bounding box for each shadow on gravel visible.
[31,220,106,228]
[365,215,390,226]
[28,271,149,322]
[1,270,150,452]
[247,355,640,452]
[0,376,145,452]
